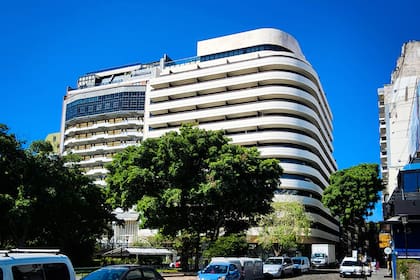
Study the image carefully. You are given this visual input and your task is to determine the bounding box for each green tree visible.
[322,163,383,256]
[258,201,310,256]
[322,163,383,228]
[202,234,249,259]
[0,124,114,265]
[0,124,30,246]
[106,124,282,270]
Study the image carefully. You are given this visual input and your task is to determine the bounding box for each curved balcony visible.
[277,162,329,189]
[274,194,335,223]
[64,131,142,147]
[85,167,109,176]
[65,119,143,136]
[65,141,139,157]
[148,115,333,156]
[256,145,334,179]
[147,101,332,156]
[77,156,112,167]
[149,85,331,137]
[228,133,334,175]
[150,55,332,125]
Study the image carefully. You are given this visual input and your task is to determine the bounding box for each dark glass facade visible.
[66,92,145,121]
[164,44,293,67]
[200,44,292,62]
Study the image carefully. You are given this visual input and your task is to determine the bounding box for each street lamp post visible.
[401,214,408,259]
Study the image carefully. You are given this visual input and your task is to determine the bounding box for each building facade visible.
[378,41,420,201]
[145,28,339,243]
[60,61,159,185]
[379,42,420,271]
[61,28,339,244]
[45,132,61,154]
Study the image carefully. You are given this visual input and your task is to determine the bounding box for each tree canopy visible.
[258,201,310,256]
[105,124,283,270]
[202,233,249,259]
[0,124,114,265]
[322,163,383,228]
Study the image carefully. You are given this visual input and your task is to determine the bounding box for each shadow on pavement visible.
[309,268,340,274]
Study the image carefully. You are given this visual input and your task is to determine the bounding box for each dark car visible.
[81,264,165,280]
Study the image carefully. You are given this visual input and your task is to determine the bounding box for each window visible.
[400,168,420,193]
[44,263,71,279]
[12,263,70,280]
[0,268,3,280]
[126,269,142,280]
[141,268,162,280]
[65,92,145,121]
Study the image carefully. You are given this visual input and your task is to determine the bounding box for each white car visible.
[0,248,76,280]
[263,257,294,278]
[339,257,364,278]
[362,260,372,277]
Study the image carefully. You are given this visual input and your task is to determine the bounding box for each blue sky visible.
[2,0,420,221]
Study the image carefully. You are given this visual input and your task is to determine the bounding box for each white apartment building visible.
[145,28,339,243]
[60,61,159,185]
[61,28,339,244]
[378,41,420,201]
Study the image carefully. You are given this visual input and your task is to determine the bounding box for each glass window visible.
[141,268,161,280]
[12,264,44,280]
[44,263,71,279]
[126,269,142,280]
[0,268,3,280]
[12,263,70,280]
[66,92,145,121]
[203,264,228,274]
[402,171,420,192]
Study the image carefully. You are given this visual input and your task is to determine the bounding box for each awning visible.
[103,247,175,257]
[385,216,402,224]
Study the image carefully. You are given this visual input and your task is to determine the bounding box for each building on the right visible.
[379,41,420,263]
[378,41,420,201]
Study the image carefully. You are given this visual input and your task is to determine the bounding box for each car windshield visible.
[292,259,302,265]
[82,267,128,280]
[312,253,325,258]
[264,259,283,265]
[203,264,228,274]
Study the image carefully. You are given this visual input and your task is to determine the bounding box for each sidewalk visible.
[371,268,391,279]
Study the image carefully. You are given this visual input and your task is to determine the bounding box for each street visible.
[165,268,390,280]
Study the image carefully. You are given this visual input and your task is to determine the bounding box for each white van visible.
[291,256,310,274]
[237,257,263,280]
[0,249,76,280]
[210,257,264,280]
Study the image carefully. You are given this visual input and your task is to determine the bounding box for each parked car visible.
[197,261,241,280]
[362,259,372,277]
[291,256,310,274]
[339,257,364,278]
[81,265,164,280]
[263,257,294,278]
[0,248,76,280]
[210,257,264,280]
